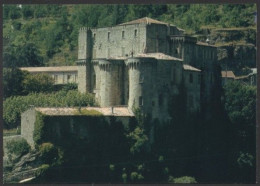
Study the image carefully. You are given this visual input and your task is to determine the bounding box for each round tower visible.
[98,59,124,107]
[126,57,156,113]
[77,27,92,93]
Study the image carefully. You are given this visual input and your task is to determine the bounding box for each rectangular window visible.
[134,29,137,37]
[139,96,143,106]
[93,33,96,41]
[122,31,125,39]
[67,75,71,82]
[108,32,110,40]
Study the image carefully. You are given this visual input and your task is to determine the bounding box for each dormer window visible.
[108,32,110,40]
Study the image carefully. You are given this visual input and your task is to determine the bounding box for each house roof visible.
[35,107,134,117]
[20,66,78,73]
[183,64,201,72]
[119,17,169,26]
[221,71,236,78]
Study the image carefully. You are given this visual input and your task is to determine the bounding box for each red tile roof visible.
[221,71,235,78]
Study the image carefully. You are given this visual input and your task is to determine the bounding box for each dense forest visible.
[3,4,256,67]
[3,4,256,184]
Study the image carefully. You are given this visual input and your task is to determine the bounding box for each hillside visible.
[3,4,257,67]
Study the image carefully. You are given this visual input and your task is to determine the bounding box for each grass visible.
[73,108,103,116]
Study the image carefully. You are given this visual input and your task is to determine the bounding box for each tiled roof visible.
[183,64,201,72]
[221,71,236,78]
[119,17,169,26]
[35,107,134,117]
[136,53,182,61]
[20,66,78,73]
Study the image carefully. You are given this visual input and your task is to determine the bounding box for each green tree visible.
[22,73,55,94]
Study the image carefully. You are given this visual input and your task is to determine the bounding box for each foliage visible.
[3,90,96,129]
[22,73,55,94]
[33,112,46,145]
[6,138,31,157]
[3,68,28,98]
[39,143,59,165]
[36,164,50,178]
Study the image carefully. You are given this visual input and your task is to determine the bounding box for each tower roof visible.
[119,17,169,26]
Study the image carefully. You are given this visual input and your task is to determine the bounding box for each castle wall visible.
[146,24,169,53]
[91,24,147,59]
[77,60,91,93]
[21,109,133,148]
[183,70,201,112]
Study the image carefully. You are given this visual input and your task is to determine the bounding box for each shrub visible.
[39,143,58,165]
[6,138,31,157]
[36,164,50,178]
[3,90,96,129]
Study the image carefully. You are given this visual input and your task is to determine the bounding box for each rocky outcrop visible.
[3,150,41,183]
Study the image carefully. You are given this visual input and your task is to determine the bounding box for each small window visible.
[93,33,96,41]
[122,31,125,39]
[108,32,110,40]
[134,29,137,37]
[189,73,193,83]
[67,75,71,82]
[139,96,143,106]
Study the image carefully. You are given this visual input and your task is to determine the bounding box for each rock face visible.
[3,149,41,183]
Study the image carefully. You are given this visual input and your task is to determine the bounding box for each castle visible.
[76,17,218,120]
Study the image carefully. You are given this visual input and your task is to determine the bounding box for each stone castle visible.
[76,17,218,120]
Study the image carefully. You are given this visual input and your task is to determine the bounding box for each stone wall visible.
[21,109,133,148]
[21,108,36,149]
[92,23,147,58]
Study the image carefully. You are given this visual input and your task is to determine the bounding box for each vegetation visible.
[3,90,96,129]
[22,73,55,94]
[6,138,31,159]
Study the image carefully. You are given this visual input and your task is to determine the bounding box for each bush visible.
[22,73,55,94]
[3,90,96,129]
[39,143,58,165]
[6,138,31,157]
[36,164,50,178]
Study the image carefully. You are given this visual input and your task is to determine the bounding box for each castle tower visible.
[98,59,124,107]
[126,57,156,114]
[77,27,92,93]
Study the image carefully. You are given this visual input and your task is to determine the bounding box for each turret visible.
[77,27,93,93]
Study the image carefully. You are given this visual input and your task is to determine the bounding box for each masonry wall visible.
[91,24,147,59]
[21,110,133,148]
[21,108,36,148]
